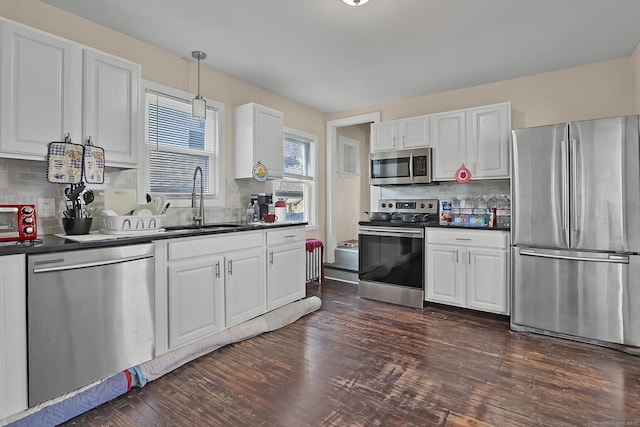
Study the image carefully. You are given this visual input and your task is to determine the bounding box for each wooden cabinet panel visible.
[0,254,27,420]
[83,50,140,166]
[426,229,510,315]
[168,256,224,349]
[234,102,284,179]
[0,22,78,158]
[0,19,140,166]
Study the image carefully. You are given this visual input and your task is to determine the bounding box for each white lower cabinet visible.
[156,226,307,351]
[0,254,27,421]
[426,229,510,315]
[266,228,306,311]
[224,246,266,327]
[164,231,265,350]
[168,255,225,349]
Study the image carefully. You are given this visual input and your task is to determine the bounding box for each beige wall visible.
[327,57,637,128]
[335,124,370,243]
[633,44,640,114]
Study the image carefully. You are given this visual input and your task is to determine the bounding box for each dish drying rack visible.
[101,215,165,233]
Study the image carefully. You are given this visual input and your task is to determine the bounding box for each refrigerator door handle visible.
[561,138,569,234]
[519,249,629,264]
[571,137,581,234]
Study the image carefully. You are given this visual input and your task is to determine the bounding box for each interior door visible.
[511,124,568,249]
[569,116,640,252]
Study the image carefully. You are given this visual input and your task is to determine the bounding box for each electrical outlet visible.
[38,198,56,218]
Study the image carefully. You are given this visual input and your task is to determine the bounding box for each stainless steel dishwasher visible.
[27,243,155,407]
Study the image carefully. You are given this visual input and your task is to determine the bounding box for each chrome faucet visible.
[192,166,205,226]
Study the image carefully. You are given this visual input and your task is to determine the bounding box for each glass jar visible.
[461,196,474,215]
[496,194,511,228]
[473,195,488,226]
[451,197,461,216]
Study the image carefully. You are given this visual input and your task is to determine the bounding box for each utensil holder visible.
[62,217,93,235]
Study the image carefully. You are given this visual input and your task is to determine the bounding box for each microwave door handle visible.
[409,153,414,181]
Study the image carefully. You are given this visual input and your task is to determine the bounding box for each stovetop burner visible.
[361,198,439,226]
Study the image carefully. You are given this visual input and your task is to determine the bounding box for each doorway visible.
[325,112,380,264]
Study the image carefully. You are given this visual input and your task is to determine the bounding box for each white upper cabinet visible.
[234,102,284,179]
[0,21,79,159]
[0,19,141,167]
[400,115,431,149]
[431,110,467,179]
[371,120,398,151]
[432,102,511,181]
[83,50,140,167]
[467,103,511,179]
[371,115,430,152]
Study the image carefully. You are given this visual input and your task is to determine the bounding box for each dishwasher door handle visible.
[32,253,154,273]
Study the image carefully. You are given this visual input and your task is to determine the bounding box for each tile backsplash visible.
[0,158,274,235]
[379,179,511,202]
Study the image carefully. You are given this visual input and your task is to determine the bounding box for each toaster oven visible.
[0,205,37,242]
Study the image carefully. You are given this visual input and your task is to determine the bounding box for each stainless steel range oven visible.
[358,199,438,308]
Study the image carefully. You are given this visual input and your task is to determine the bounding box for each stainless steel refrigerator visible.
[511,115,640,348]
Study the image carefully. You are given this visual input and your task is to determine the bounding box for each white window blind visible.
[145,91,218,195]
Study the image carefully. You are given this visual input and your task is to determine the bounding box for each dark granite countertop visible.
[426,223,511,231]
[0,222,308,256]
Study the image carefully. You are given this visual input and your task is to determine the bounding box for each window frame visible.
[138,80,225,208]
[278,127,318,230]
[338,135,361,179]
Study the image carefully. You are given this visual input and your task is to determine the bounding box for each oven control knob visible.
[23,217,34,224]
[381,203,387,208]
[22,206,34,215]
[428,203,433,209]
[420,203,425,208]
[23,226,35,234]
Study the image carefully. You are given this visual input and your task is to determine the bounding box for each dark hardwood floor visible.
[62,279,640,427]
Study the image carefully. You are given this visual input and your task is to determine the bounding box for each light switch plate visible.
[38,198,56,217]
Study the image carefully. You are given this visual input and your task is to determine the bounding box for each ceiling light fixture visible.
[342,0,370,5]
[191,50,207,121]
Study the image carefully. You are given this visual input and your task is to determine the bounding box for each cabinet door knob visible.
[215,261,220,278]
[228,259,233,275]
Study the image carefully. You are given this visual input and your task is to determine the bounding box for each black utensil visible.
[146,193,152,203]
[160,202,170,215]
[83,190,95,205]
[66,183,85,201]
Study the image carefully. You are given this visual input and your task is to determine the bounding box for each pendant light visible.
[342,0,370,5]
[191,50,207,121]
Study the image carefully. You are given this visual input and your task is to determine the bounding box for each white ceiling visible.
[41,0,640,113]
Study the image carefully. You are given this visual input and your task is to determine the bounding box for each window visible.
[141,81,225,207]
[274,128,317,228]
[339,135,360,178]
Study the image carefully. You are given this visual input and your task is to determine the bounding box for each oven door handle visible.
[358,227,424,238]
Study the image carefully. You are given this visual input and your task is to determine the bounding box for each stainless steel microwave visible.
[370,147,433,185]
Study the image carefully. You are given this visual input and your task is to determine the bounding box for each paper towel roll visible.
[275,207,286,222]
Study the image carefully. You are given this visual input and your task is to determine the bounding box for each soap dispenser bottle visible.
[252,201,260,222]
